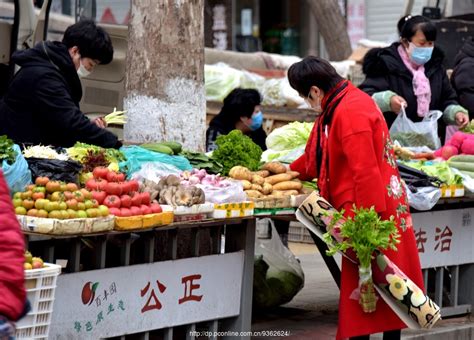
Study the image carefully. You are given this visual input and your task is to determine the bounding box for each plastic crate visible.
[288,222,314,244]
[16,263,62,340]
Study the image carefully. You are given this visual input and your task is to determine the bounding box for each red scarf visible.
[316,80,349,198]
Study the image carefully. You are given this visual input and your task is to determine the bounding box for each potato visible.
[273,189,299,196]
[264,173,293,185]
[272,181,303,191]
[251,183,263,192]
[287,171,300,179]
[254,170,270,178]
[262,161,287,174]
[262,182,273,195]
[241,180,252,190]
[245,190,263,198]
[251,174,265,185]
[229,166,252,181]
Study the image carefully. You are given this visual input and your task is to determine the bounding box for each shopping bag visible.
[2,144,31,193]
[253,218,304,309]
[390,107,442,150]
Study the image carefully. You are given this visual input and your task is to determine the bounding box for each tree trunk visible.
[124,0,206,151]
[306,0,352,61]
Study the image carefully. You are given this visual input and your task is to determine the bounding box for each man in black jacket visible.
[0,20,121,148]
[452,37,474,118]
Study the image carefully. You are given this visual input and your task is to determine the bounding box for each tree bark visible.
[306,0,352,61]
[124,0,206,151]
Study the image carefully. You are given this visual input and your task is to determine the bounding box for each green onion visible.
[104,107,127,125]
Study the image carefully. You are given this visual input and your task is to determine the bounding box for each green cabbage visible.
[266,122,314,151]
[401,160,463,185]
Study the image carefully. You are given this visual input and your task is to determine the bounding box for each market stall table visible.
[24,217,256,340]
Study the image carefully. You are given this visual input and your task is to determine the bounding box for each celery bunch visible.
[104,107,127,126]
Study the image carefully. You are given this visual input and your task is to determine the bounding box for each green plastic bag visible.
[119,146,192,177]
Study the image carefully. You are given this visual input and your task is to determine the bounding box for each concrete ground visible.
[251,242,474,340]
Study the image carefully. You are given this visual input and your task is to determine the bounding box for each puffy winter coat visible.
[359,43,458,140]
[452,37,474,117]
[0,41,120,148]
[0,170,26,321]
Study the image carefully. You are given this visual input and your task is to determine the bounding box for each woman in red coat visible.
[288,56,424,340]
[0,170,26,337]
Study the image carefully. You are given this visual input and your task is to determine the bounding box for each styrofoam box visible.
[16,263,62,339]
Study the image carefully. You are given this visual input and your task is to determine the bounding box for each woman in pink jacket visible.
[0,170,26,338]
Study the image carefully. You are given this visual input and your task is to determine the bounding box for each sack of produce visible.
[1,141,32,193]
[205,63,243,102]
[253,219,304,309]
[26,158,82,184]
[389,108,442,150]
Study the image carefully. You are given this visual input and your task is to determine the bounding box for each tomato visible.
[27,208,38,217]
[91,190,107,204]
[139,192,151,205]
[45,181,61,193]
[73,190,85,202]
[116,173,126,182]
[120,194,132,208]
[108,207,122,216]
[128,180,140,193]
[80,188,93,200]
[121,181,132,194]
[22,199,35,210]
[106,171,119,182]
[93,167,109,180]
[35,176,49,186]
[26,184,36,191]
[66,183,78,192]
[90,199,99,208]
[32,192,45,200]
[130,192,142,206]
[105,182,122,196]
[150,203,163,214]
[140,204,152,215]
[21,190,33,199]
[120,207,132,217]
[103,195,121,208]
[66,199,78,210]
[130,206,142,216]
[63,191,74,200]
[85,179,107,192]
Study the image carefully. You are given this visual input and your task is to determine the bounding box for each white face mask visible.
[77,59,91,78]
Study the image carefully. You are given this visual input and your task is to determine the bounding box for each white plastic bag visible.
[404,183,441,211]
[129,162,181,183]
[196,179,246,204]
[253,219,304,308]
[390,108,442,150]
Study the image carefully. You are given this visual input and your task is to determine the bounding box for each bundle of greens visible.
[0,135,16,165]
[323,206,400,313]
[211,130,262,175]
[180,150,223,174]
[104,108,127,126]
[67,142,126,164]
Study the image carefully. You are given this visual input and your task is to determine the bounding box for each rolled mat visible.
[295,191,441,329]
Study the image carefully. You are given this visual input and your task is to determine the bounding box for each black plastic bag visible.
[26,158,83,184]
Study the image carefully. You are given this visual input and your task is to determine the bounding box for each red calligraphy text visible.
[140,280,167,313]
[415,228,428,253]
[434,226,453,252]
[179,274,203,304]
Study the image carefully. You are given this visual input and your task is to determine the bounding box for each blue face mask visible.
[408,42,433,65]
[248,111,263,131]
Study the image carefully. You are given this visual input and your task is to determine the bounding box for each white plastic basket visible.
[16,263,61,339]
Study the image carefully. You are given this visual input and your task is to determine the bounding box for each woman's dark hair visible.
[397,15,412,35]
[400,15,437,42]
[287,56,343,96]
[209,88,261,131]
[62,20,114,64]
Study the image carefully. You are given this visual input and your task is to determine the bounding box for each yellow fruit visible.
[24,251,33,264]
[24,263,33,270]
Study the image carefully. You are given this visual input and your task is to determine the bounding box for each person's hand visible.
[455,112,469,128]
[390,95,407,113]
[91,117,107,128]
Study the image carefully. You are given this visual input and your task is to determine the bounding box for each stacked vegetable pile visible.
[85,166,162,217]
[229,161,303,200]
[12,176,110,219]
[434,132,474,160]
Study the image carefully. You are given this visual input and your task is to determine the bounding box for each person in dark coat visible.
[359,15,468,141]
[0,20,121,148]
[206,88,266,152]
[451,37,474,117]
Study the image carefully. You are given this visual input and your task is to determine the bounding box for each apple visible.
[24,263,33,270]
[31,257,44,269]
